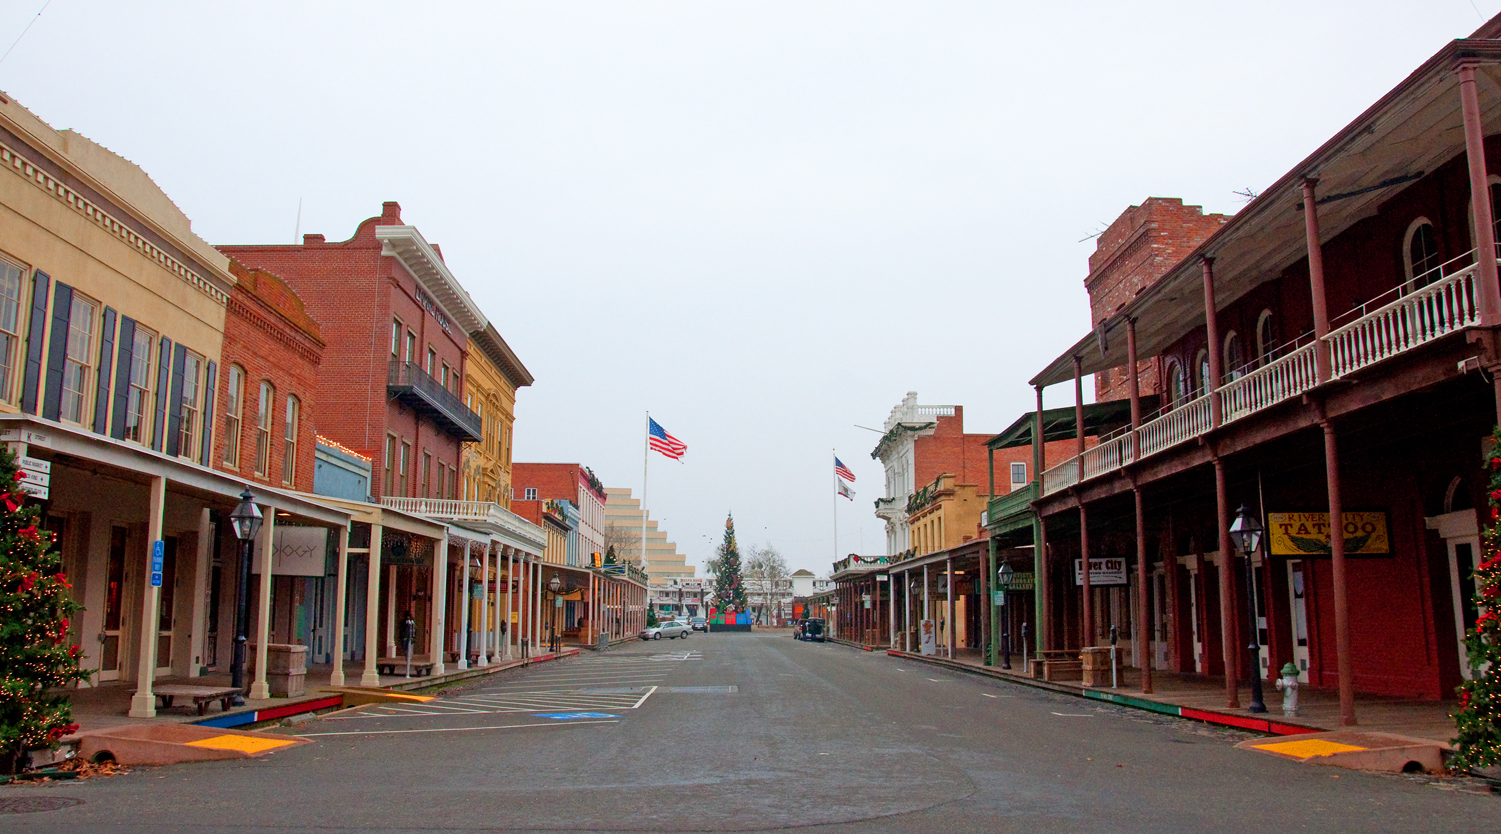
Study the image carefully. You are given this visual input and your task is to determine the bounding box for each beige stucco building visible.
[461,323,531,507]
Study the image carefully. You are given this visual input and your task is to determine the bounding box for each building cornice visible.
[375,225,487,334]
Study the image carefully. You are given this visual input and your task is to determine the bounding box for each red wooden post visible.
[1460,63,1501,326]
[1128,317,1151,693]
[1074,356,1091,647]
[1214,456,1240,708]
[1302,179,1334,384]
[1322,419,1356,726]
[1201,258,1223,427]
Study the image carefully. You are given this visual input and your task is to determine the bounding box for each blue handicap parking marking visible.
[535,712,620,720]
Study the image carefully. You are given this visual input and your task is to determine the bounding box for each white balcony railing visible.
[1218,342,1319,423]
[1037,266,1483,498]
[1327,263,1479,378]
[1137,394,1212,460]
[381,497,546,551]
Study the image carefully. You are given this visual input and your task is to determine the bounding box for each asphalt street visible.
[1,632,1497,833]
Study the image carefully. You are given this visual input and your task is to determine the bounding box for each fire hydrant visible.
[1274,662,1300,717]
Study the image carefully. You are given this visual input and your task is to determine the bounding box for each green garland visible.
[1451,426,1501,771]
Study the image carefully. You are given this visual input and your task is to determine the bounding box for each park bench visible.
[375,656,436,676]
[152,685,243,716]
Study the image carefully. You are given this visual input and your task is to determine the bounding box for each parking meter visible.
[402,613,417,678]
[1109,624,1119,688]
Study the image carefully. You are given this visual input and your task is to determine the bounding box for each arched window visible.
[1404,218,1441,288]
[1166,360,1187,406]
[223,365,244,467]
[1256,310,1276,366]
[1223,331,1243,382]
[1195,348,1211,395]
[282,395,299,486]
[255,381,273,477]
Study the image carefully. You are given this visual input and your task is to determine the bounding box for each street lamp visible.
[228,489,263,707]
[545,573,578,654]
[1228,505,1267,714]
[997,563,1015,670]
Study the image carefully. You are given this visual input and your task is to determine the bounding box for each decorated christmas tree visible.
[0,446,85,773]
[1453,430,1501,771]
[712,514,748,615]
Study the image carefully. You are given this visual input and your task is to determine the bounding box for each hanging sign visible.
[1074,557,1127,586]
[255,527,330,576]
[1268,512,1390,557]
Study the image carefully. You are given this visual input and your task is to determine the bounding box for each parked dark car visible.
[800,618,825,642]
[689,616,708,632]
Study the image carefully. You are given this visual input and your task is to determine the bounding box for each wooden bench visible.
[152,685,243,716]
[376,656,436,677]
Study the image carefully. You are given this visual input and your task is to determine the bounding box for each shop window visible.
[1256,310,1275,366]
[59,294,99,425]
[282,396,299,485]
[255,381,273,477]
[0,259,25,403]
[223,365,244,467]
[178,350,204,462]
[1404,218,1441,288]
[125,326,157,444]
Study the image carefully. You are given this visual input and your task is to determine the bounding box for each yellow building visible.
[462,322,531,507]
[906,473,987,557]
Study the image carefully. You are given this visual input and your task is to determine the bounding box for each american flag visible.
[648,417,687,460]
[834,457,856,482]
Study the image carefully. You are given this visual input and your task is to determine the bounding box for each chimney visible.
[302,233,325,245]
[381,201,402,224]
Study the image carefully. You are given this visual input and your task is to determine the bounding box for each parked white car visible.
[640,620,690,640]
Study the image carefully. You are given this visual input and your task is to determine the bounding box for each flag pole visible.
[641,413,650,570]
[833,450,838,565]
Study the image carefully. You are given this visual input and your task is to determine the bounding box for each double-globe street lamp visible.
[1228,505,1267,714]
[229,488,263,707]
[545,573,577,654]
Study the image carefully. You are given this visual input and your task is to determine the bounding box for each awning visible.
[986,400,1144,450]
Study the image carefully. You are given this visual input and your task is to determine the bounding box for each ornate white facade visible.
[871,392,953,556]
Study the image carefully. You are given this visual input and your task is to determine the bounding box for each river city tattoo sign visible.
[1267,511,1390,557]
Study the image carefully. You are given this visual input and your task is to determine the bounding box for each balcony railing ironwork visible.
[387,361,483,442]
[381,497,545,551]
[1038,262,1484,497]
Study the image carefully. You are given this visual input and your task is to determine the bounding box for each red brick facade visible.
[220,202,470,500]
[215,260,323,493]
[1086,198,1229,402]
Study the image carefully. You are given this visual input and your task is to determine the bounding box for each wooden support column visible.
[1461,63,1501,327]
[1038,514,1051,652]
[249,510,277,700]
[429,532,448,676]
[329,524,351,686]
[128,475,168,718]
[986,536,998,667]
[1322,417,1357,725]
[1033,384,1047,657]
[1302,178,1334,383]
[457,540,471,670]
[945,557,955,658]
[1127,317,1151,694]
[1213,456,1239,708]
[360,525,383,686]
[1079,501,1092,646]
[1202,257,1224,427]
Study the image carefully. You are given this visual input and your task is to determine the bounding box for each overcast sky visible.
[2,1,1496,575]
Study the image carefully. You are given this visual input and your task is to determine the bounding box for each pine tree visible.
[1453,429,1501,771]
[712,514,748,615]
[0,446,86,773]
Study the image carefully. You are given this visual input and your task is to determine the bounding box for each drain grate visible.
[0,796,84,814]
[665,686,738,694]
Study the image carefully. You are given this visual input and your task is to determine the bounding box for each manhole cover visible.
[0,796,85,814]
[666,686,738,694]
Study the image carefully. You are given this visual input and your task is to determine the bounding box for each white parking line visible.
[299,719,619,737]
[631,686,658,709]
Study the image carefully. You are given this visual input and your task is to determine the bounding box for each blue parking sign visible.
[150,541,164,587]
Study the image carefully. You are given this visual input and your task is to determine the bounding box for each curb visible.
[883,648,1323,737]
[189,649,581,729]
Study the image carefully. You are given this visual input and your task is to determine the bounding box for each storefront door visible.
[154,537,178,676]
[1428,510,1482,681]
[99,526,129,681]
[1285,560,1310,684]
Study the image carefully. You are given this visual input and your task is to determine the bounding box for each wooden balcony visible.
[1039,261,1484,497]
[985,482,1038,537]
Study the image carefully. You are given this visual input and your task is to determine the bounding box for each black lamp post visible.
[1228,505,1267,714]
[228,489,263,706]
[997,563,1015,670]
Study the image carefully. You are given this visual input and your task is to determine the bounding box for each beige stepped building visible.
[604,487,694,581]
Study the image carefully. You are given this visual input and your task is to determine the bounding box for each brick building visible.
[1020,15,1501,723]
[511,462,609,564]
[215,260,322,493]
[1086,199,1229,403]
[220,201,484,503]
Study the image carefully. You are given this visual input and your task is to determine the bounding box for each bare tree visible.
[602,522,642,566]
[744,543,790,625]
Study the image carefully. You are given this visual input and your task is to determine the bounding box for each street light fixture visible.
[1228,505,1267,714]
[997,563,1015,670]
[545,573,576,654]
[228,489,263,707]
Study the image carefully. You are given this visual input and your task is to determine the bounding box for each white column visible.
[182,507,212,679]
[887,574,896,648]
[532,560,543,653]
[429,532,449,675]
[128,475,168,718]
[504,550,514,659]
[457,539,471,670]
[330,523,351,687]
[903,569,912,652]
[945,557,955,659]
[476,544,490,666]
[385,564,397,657]
[361,525,383,686]
[922,565,930,621]
[249,509,277,700]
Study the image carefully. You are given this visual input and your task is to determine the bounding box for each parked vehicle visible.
[689,617,708,632]
[640,620,690,640]
[800,618,826,642]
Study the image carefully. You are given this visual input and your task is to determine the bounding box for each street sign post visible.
[150,540,164,588]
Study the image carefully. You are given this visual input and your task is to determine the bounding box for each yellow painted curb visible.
[184,734,299,754]
[1252,738,1367,759]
